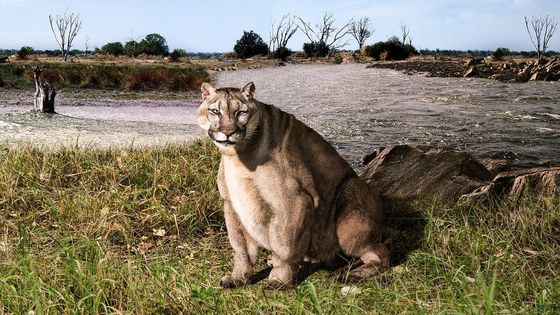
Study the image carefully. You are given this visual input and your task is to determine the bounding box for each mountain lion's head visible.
[197,82,260,152]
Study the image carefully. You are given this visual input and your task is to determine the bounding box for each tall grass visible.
[0,63,209,91]
[0,141,558,313]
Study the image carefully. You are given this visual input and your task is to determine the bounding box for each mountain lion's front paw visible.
[219,275,248,289]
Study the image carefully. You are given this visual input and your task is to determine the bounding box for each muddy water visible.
[216,64,560,168]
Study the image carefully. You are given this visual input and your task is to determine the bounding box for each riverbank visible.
[366,57,560,83]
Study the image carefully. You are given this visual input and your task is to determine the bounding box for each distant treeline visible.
[2,47,559,59]
[0,49,222,59]
[418,49,560,57]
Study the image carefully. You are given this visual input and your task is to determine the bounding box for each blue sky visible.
[1,0,559,52]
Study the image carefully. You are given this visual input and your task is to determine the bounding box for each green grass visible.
[0,141,558,313]
[0,62,209,91]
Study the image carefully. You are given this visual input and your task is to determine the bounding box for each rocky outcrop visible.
[359,145,492,210]
[360,145,559,209]
[367,57,560,83]
[460,167,560,203]
[337,51,360,64]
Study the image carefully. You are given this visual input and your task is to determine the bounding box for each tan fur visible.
[197,82,388,288]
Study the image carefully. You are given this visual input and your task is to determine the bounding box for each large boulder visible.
[460,167,560,203]
[359,145,493,210]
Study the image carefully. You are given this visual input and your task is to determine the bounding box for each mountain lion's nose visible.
[222,129,235,137]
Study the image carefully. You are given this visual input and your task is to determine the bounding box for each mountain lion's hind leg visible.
[336,178,389,280]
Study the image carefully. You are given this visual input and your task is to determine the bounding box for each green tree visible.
[124,40,139,57]
[302,41,330,58]
[169,48,188,62]
[365,39,416,61]
[138,33,169,56]
[493,47,511,60]
[233,31,269,59]
[101,42,124,56]
[16,46,34,60]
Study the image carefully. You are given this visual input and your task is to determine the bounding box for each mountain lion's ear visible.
[201,82,216,101]
[241,82,255,100]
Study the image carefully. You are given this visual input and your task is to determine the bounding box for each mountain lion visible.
[197,82,388,288]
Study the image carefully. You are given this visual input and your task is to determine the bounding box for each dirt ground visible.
[0,88,205,148]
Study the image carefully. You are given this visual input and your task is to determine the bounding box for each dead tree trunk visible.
[33,66,56,113]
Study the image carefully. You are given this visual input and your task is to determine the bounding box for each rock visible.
[482,159,511,176]
[359,145,492,210]
[464,66,478,77]
[529,71,547,81]
[537,58,549,66]
[338,51,359,64]
[460,167,560,203]
[341,285,362,295]
[361,146,385,166]
[465,57,484,67]
[278,61,286,67]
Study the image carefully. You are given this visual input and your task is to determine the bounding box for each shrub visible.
[101,42,124,56]
[303,41,330,58]
[124,40,139,57]
[493,47,511,60]
[16,46,34,60]
[365,40,417,61]
[272,47,293,61]
[233,31,269,59]
[169,48,188,62]
[138,33,169,56]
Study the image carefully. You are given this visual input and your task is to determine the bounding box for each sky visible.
[1,0,559,52]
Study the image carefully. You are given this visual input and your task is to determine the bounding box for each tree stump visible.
[33,66,56,113]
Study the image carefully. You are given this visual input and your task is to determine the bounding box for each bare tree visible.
[49,9,82,61]
[400,22,412,45]
[269,14,298,53]
[297,13,354,56]
[524,14,557,62]
[350,17,374,54]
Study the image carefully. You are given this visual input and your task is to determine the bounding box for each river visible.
[0,64,558,169]
[217,64,560,168]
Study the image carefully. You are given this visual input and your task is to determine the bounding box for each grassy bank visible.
[0,62,209,91]
[0,141,558,313]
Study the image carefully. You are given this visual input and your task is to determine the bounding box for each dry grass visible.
[0,141,558,313]
[0,62,209,91]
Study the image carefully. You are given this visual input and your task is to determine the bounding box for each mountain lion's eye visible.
[209,109,220,115]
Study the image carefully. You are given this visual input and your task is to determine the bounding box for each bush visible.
[493,47,511,60]
[101,42,124,56]
[233,31,269,59]
[16,46,34,60]
[138,33,169,56]
[124,40,139,57]
[169,48,188,62]
[365,40,417,61]
[303,41,330,58]
[272,47,293,61]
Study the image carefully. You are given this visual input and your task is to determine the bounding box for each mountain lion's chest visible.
[223,159,274,248]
